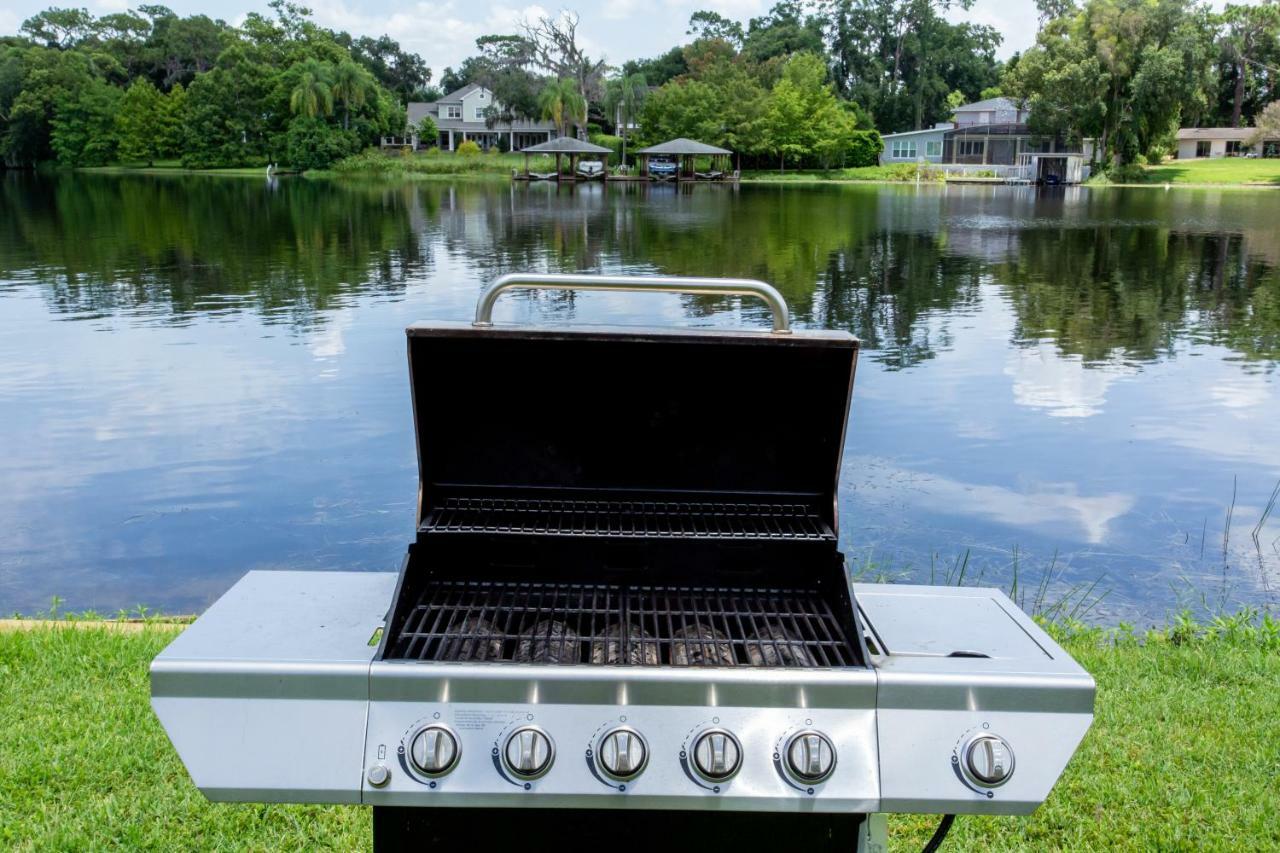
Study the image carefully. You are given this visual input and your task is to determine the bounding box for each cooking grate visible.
[422,497,834,541]
[386,580,858,667]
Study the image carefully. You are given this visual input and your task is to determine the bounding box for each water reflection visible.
[1,173,1278,618]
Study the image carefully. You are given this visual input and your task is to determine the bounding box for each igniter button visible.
[366,764,391,787]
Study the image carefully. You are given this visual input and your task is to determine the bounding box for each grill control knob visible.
[784,731,836,783]
[691,729,742,782]
[504,727,555,779]
[409,725,460,777]
[964,734,1014,787]
[598,728,648,780]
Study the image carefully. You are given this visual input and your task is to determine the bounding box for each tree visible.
[51,78,122,165]
[1219,3,1280,127]
[284,115,358,170]
[640,79,722,144]
[761,53,846,170]
[21,8,96,49]
[341,33,430,102]
[290,59,333,118]
[116,77,165,164]
[415,114,438,147]
[157,81,187,157]
[688,11,744,46]
[520,12,607,103]
[1005,0,1217,165]
[538,77,586,137]
[1247,100,1280,147]
[181,51,274,168]
[605,72,648,166]
[622,46,687,87]
[826,0,1000,132]
[330,59,373,129]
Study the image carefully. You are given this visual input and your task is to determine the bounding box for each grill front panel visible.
[385,580,859,667]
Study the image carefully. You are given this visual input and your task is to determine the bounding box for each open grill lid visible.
[407,274,858,542]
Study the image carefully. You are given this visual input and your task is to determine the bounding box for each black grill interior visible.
[385,580,858,667]
[422,497,834,541]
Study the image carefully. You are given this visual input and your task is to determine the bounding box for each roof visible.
[1175,127,1257,141]
[636,138,732,155]
[953,97,1022,113]
[521,137,613,154]
[880,126,951,140]
[434,82,484,104]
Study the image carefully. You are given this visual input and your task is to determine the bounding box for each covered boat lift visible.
[514,137,613,182]
[636,138,735,181]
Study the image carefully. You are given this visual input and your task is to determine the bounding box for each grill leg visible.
[372,807,867,852]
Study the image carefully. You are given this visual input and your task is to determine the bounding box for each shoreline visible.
[58,164,1280,190]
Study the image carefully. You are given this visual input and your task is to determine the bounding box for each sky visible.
[1,0,1044,78]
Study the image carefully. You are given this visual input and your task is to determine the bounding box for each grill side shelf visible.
[420,497,836,542]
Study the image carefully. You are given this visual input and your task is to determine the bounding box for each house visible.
[878,96,1091,181]
[1175,127,1280,159]
[405,83,559,152]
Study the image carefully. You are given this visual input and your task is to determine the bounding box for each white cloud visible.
[947,0,1039,59]
[1005,341,1138,418]
[842,456,1135,545]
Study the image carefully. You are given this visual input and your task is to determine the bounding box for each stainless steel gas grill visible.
[152,274,1095,852]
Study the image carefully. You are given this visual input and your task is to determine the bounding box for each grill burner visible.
[423,497,834,540]
[387,580,858,667]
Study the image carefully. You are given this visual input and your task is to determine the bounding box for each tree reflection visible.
[2,175,1278,368]
[0,173,429,325]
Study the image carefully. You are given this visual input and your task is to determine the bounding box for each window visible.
[925,140,942,157]
[444,105,461,120]
[890,140,917,159]
[474,107,485,120]
[957,139,984,158]
[1225,140,1245,156]
[1195,140,1211,157]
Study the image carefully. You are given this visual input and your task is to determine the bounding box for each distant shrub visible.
[589,133,623,166]
[1106,163,1148,184]
[456,139,481,156]
[331,148,405,175]
[845,130,882,167]
[284,117,361,171]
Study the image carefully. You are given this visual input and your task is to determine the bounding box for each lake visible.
[1,172,1278,621]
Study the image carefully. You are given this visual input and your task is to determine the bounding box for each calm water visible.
[2,173,1278,620]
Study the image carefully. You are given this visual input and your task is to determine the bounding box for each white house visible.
[406,83,559,152]
[1175,127,1279,159]
[878,96,1090,182]
[879,123,952,164]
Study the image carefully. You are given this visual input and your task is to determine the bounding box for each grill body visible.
[151,275,1094,849]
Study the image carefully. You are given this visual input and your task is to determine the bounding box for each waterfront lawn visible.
[324,148,559,179]
[742,163,940,183]
[1,620,1277,850]
[1142,157,1280,186]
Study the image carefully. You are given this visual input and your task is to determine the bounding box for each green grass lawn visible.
[1141,158,1280,186]
[1,620,1277,850]
[742,163,943,183]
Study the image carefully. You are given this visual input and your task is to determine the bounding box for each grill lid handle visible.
[473,273,792,334]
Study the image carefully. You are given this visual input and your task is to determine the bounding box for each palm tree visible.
[538,78,587,138]
[289,60,334,119]
[606,72,647,167]
[331,60,373,130]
